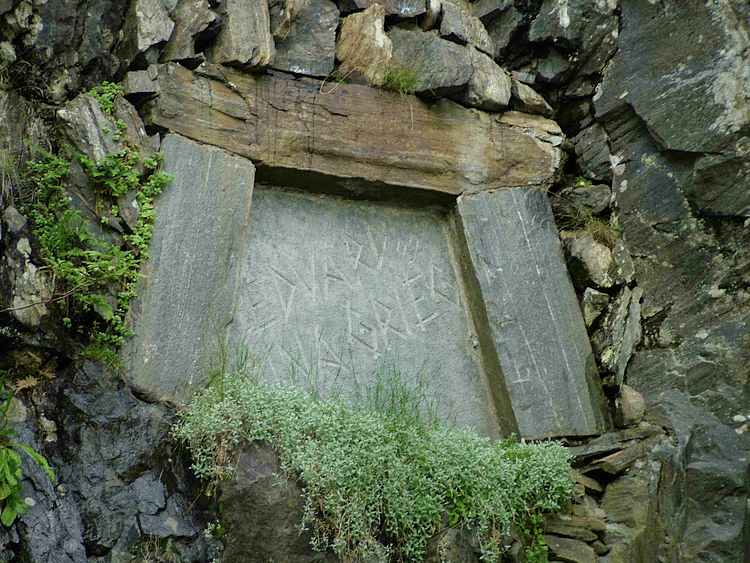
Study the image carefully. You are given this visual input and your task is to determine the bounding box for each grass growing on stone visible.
[556,177,620,248]
[173,351,573,562]
[379,65,420,95]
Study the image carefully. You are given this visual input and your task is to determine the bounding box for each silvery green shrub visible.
[173,355,572,561]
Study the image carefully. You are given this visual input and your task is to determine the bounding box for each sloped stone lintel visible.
[139,62,563,196]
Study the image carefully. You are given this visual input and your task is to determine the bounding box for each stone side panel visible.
[122,134,255,401]
[457,187,611,438]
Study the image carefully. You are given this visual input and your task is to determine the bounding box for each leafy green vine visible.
[24,82,172,366]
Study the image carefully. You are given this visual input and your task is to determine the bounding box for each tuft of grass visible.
[559,208,620,249]
[173,348,573,562]
[555,177,620,248]
[379,65,420,95]
[131,535,180,563]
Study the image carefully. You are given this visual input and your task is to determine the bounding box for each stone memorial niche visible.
[126,65,611,439]
[230,186,500,436]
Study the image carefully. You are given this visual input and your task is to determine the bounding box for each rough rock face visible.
[1,0,749,561]
[0,0,129,101]
[270,0,338,77]
[0,362,219,563]
[205,0,275,69]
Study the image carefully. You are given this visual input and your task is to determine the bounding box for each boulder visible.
[448,46,511,111]
[615,385,645,428]
[57,95,129,165]
[602,473,651,529]
[335,3,392,86]
[56,93,153,176]
[271,0,338,77]
[590,286,643,385]
[2,206,26,235]
[339,0,425,18]
[387,27,473,96]
[205,0,275,69]
[473,0,523,56]
[439,1,494,57]
[529,0,619,76]
[561,232,630,291]
[222,442,338,562]
[581,287,609,328]
[4,243,52,329]
[116,0,175,69]
[510,77,554,117]
[574,123,612,182]
[544,534,597,563]
[536,47,571,84]
[543,513,605,542]
[160,0,218,64]
[268,0,305,41]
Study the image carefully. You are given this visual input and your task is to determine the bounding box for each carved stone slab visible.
[230,186,503,435]
[139,62,563,196]
[457,187,611,438]
[121,134,255,401]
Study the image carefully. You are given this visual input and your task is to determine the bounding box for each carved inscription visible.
[232,187,493,432]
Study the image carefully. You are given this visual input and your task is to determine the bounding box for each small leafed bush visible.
[0,373,55,527]
[173,353,573,562]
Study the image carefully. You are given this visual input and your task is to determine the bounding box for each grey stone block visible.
[122,134,254,401]
[457,187,610,438]
[270,0,338,77]
[230,186,500,436]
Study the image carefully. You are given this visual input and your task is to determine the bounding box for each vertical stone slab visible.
[457,187,610,438]
[122,134,254,401]
[231,186,502,436]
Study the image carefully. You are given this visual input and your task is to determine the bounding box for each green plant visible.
[379,65,420,95]
[518,513,548,563]
[0,372,55,527]
[85,81,124,114]
[131,535,181,563]
[173,349,573,562]
[21,84,172,366]
[204,518,229,540]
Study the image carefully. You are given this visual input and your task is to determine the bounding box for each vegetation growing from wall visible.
[379,65,421,95]
[22,82,172,366]
[0,372,55,527]
[555,177,620,248]
[173,352,573,562]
